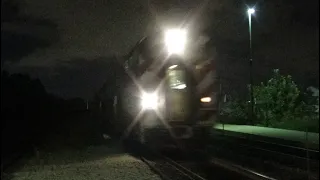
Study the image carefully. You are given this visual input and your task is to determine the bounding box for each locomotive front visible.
[113,28,218,144]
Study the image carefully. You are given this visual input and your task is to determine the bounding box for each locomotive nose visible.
[172,126,194,139]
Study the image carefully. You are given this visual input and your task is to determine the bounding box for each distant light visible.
[248,8,255,15]
[201,97,211,103]
[164,28,187,55]
[168,65,178,69]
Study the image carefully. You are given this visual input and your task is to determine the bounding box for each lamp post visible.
[248,8,255,124]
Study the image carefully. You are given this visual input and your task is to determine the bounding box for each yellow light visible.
[200,97,211,103]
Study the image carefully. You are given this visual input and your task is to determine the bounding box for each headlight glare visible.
[164,28,187,55]
[141,92,159,110]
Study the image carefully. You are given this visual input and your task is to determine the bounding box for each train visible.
[110,29,219,146]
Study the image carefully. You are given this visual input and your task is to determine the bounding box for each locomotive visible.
[111,28,219,146]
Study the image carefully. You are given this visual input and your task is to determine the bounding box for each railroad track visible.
[141,153,207,180]
[127,141,207,180]
[201,132,319,180]
[196,150,277,180]
[125,140,277,180]
[212,130,319,159]
[209,132,319,169]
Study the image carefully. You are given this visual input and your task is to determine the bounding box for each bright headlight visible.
[141,92,159,110]
[164,28,187,55]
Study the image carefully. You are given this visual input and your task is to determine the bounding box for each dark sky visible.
[3,0,209,65]
[2,0,319,99]
[4,0,152,64]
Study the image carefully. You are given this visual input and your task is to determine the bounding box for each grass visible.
[214,123,319,147]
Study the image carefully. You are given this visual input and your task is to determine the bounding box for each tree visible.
[253,69,301,126]
[220,96,250,125]
[221,69,319,132]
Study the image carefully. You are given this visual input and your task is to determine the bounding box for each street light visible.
[247,8,255,124]
[248,8,255,15]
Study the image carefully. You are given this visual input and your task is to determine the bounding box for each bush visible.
[220,97,250,125]
[221,69,319,133]
[253,69,302,126]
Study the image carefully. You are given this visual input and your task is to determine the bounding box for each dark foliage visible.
[1,71,90,168]
[1,72,49,150]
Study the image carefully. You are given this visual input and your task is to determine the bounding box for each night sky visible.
[2,0,319,99]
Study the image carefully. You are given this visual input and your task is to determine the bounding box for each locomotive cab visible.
[111,28,217,145]
[161,57,199,138]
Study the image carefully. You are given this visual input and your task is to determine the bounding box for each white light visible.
[200,97,211,103]
[164,28,187,55]
[248,8,255,15]
[172,84,187,89]
[141,93,159,110]
[168,65,178,69]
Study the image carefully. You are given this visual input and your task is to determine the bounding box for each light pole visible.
[248,8,255,124]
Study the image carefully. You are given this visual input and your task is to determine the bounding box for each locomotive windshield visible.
[167,69,187,90]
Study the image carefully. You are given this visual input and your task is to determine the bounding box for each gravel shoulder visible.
[2,144,161,180]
